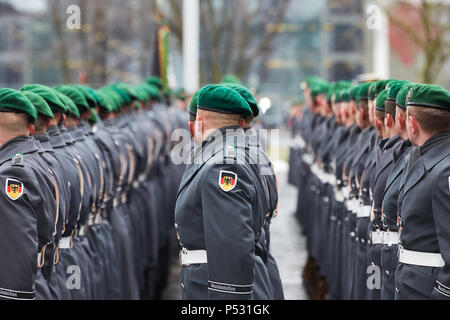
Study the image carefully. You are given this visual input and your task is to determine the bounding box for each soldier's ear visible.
[385,114,393,128]
[46,119,51,131]
[29,123,35,135]
[189,121,195,138]
[240,119,245,128]
[410,115,419,136]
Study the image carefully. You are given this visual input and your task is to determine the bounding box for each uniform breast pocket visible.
[181,264,208,300]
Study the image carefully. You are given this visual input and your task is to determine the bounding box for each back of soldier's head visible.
[406,85,450,135]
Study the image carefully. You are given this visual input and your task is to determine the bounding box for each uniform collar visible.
[421,132,450,171]
[68,126,85,142]
[34,133,54,153]
[0,136,39,166]
[47,126,67,149]
[59,126,75,145]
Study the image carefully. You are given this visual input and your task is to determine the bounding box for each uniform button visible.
[395,287,400,294]
[386,270,390,276]
[181,283,185,289]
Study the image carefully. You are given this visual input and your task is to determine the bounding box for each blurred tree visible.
[49,0,71,83]
[161,0,291,83]
[383,0,450,84]
[45,0,159,86]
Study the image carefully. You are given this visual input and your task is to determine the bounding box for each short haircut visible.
[189,113,196,122]
[375,109,385,122]
[408,106,450,134]
[385,100,396,121]
[359,100,369,113]
[34,116,48,134]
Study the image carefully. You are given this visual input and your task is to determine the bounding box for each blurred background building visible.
[0,0,449,127]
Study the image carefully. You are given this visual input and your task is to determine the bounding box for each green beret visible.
[114,83,139,102]
[133,86,150,102]
[223,84,260,118]
[22,91,54,119]
[376,89,388,111]
[374,80,387,98]
[75,85,98,108]
[334,89,343,103]
[189,90,199,116]
[174,88,186,101]
[339,89,351,103]
[198,84,252,118]
[221,74,242,85]
[349,85,360,101]
[139,83,160,100]
[356,83,372,104]
[407,84,450,111]
[310,82,330,99]
[89,109,98,124]
[110,86,131,105]
[0,88,37,123]
[101,88,124,111]
[386,81,409,102]
[54,85,89,113]
[95,90,113,112]
[55,92,80,119]
[146,76,163,89]
[396,84,417,110]
[20,84,67,113]
[368,82,377,100]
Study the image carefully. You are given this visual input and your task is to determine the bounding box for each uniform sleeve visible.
[431,165,450,300]
[201,164,256,300]
[0,167,39,300]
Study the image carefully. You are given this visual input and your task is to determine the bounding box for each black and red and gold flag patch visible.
[219,171,237,192]
[6,178,23,201]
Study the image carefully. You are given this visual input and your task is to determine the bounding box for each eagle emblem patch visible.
[6,178,24,201]
[219,171,237,192]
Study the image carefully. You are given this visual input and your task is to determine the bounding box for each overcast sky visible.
[5,0,46,13]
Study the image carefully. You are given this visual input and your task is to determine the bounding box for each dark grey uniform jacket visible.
[0,137,56,300]
[396,132,450,300]
[175,127,273,300]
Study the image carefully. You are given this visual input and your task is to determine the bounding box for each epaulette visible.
[11,153,24,167]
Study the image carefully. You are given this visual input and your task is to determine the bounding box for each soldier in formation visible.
[290,77,449,300]
[175,80,284,300]
[0,77,187,300]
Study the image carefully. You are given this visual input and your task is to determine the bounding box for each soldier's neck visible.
[0,132,29,147]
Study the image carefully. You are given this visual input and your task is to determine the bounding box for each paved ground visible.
[161,131,308,300]
[270,161,308,300]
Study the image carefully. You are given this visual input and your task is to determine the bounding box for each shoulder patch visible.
[6,178,24,201]
[219,170,237,192]
[11,153,24,167]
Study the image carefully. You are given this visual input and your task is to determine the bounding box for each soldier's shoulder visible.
[0,153,36,185]
[0,152,30,169]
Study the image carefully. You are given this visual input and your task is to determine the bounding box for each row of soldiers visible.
[289,77,450,300]
[0,77,188,300]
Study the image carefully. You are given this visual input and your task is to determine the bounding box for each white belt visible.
[59,236,73,250]
[303,154,314,165]
[342,186,350,199]
[358,205,372,218]
[383,232,399,246]
[345,198,358,214]
[371,231,384,244]
[399,248,445,268]
[334,188,344,203]
[180,249,208,266]
[326,173,336,186]
[351,199,360,214]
